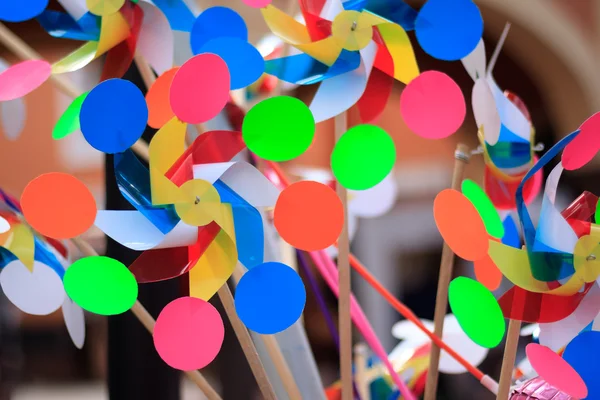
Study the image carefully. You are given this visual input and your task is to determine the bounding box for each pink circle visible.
[526,343,587,399]
[169,54,230,124]
[153,297,224,371]
[241,0,272,7]
[0,60,51,101]
[400,70,466,139]
[562,112,600,171]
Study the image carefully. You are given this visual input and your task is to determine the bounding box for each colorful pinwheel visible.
[466,37,543,212]
[258,0,420,123]
[0,184,92,351]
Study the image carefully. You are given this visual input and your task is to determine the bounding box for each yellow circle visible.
[573,235,600,283]
[174,180,222,227]
[331,11,373,51]
[86,0,125,16]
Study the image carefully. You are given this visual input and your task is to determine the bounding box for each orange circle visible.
[474,255,503,291]
[274,181,344,251]
[146,67,178,129]
[433,189,489,261]
[21,173,97,239]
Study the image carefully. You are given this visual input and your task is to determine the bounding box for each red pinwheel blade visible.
[356,68,393,123]
[498,283,593,323]
[100,2,143,82]
[129,222,220,283]
[166,130,246,186]
[299,0,332,40]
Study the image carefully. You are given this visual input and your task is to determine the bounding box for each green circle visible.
[331,124,396,190]
[449,277,505,348]
[64,256,138,316]
[242,96,315,161]
[52,91,88,140]
[461,179,504,239]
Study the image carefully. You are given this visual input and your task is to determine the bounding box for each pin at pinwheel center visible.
[174,180,222,227]
[573,235,600,283]
[331,10,373,51]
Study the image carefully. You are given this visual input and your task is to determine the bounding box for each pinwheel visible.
[0,0,190,128]
[258,0,420,123]
[0,187,86,350]
[325,345,428,400]
[78,54,309,400]
[325,313,495,398]
[0,1,139,98]
[463,28,542,213]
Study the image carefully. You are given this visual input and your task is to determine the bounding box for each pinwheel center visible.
[573,235,600,283]
[331,10,373,51]
[174,180,222,227]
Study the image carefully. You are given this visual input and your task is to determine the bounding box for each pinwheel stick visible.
[334,112,353,400]
[354,343,370,400]
[69,236,222,400]
[423,143,470,400]
[496,315,522,398]
[216,282,278,400]
[231,265,303,400]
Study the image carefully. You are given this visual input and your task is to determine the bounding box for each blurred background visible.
[1,0,600,399]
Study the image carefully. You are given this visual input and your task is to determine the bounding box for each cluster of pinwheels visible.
[434,114,600,399]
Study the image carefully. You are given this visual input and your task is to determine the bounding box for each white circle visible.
[0,260,65,315]
[0,216,10,233]
[62,296,86,349]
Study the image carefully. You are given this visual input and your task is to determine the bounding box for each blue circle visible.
[415,0,483,61]
[199,38,265,90]
[79,79,148,154]
[563,331,600,399]
[234,262,306,334]
[0,0,48,22]
[190,7,248,55]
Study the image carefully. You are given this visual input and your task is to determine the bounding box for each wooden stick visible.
[334,112,352,400]
[216,283,277,400]
[232,265,303,400]
[354,343,370,400]
[423,143,470,400]
[70,236,222,400]
[496,318,521,400]
[134,52,156,92]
